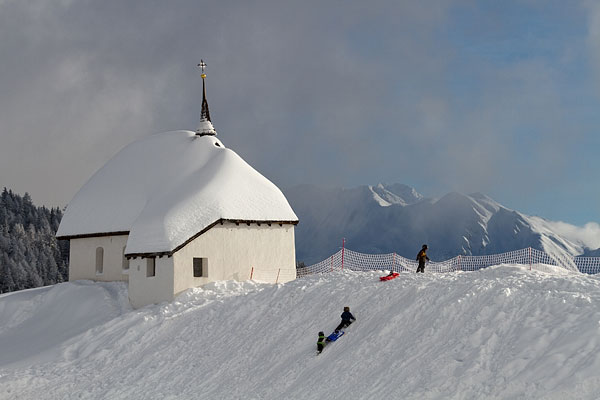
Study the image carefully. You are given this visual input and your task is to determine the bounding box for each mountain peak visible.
[369,183,423,207]
[283,183,594,264]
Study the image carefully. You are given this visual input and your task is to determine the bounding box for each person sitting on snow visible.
[317,331,326,354]
[335,306,356,332]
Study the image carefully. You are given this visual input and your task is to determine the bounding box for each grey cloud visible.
[0,0,597,225]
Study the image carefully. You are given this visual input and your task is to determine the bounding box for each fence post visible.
[341,237,345,270]
[393,252,396,272]
[529,247,532,271]
[458,255,461,271]
[275,268,280,284]
[330,255,333,272]
[250,266,254,280]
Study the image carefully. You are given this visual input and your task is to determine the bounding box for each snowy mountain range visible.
[283,183,600,265]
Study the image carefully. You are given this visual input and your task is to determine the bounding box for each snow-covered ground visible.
[2,265,600,399]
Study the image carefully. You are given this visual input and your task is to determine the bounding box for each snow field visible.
[2,265,600,399]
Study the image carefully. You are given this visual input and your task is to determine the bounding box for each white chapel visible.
[57,62,299,308]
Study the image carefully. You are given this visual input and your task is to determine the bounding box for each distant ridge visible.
[283,183,600,265]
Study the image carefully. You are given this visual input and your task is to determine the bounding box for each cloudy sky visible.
[1,0,599,226]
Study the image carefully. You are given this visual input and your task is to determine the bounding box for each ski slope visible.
[2,265,600,399]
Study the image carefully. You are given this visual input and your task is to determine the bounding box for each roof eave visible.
[56,230,130,241]
[124,218,298,259]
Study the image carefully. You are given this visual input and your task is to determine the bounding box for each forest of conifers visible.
[0,188,68,293]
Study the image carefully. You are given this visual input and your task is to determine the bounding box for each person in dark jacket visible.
[335,306,356,331]
[416,244,430,273]
[317,331,326,354]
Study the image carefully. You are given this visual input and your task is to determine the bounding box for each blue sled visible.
[326,330,345,342]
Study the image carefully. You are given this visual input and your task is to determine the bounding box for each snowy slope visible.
[2,267,600,399]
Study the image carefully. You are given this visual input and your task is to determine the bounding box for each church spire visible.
[196,60,217,136]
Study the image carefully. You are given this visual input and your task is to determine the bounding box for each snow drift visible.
[2,267,600,399]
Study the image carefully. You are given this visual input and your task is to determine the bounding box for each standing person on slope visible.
[416,244,430,273]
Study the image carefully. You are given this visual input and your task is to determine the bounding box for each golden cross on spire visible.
[196,58,212,127]
[197,59,207,79]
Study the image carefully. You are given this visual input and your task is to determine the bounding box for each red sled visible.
[380,272,399,281]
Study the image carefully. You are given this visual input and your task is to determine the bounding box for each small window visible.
[96,247,104,274]
[122,247,129,271]
[193,258,207,277]
[147,257,156,277]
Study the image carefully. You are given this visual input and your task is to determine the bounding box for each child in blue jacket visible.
[335,306,356,331]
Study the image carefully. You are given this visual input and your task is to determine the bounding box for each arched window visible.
[96,247,104,274]
[122,247,129,271]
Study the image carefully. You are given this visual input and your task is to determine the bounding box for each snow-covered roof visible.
[57,130,298,255]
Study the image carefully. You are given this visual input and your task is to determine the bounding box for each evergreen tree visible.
[0,188,69,293]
